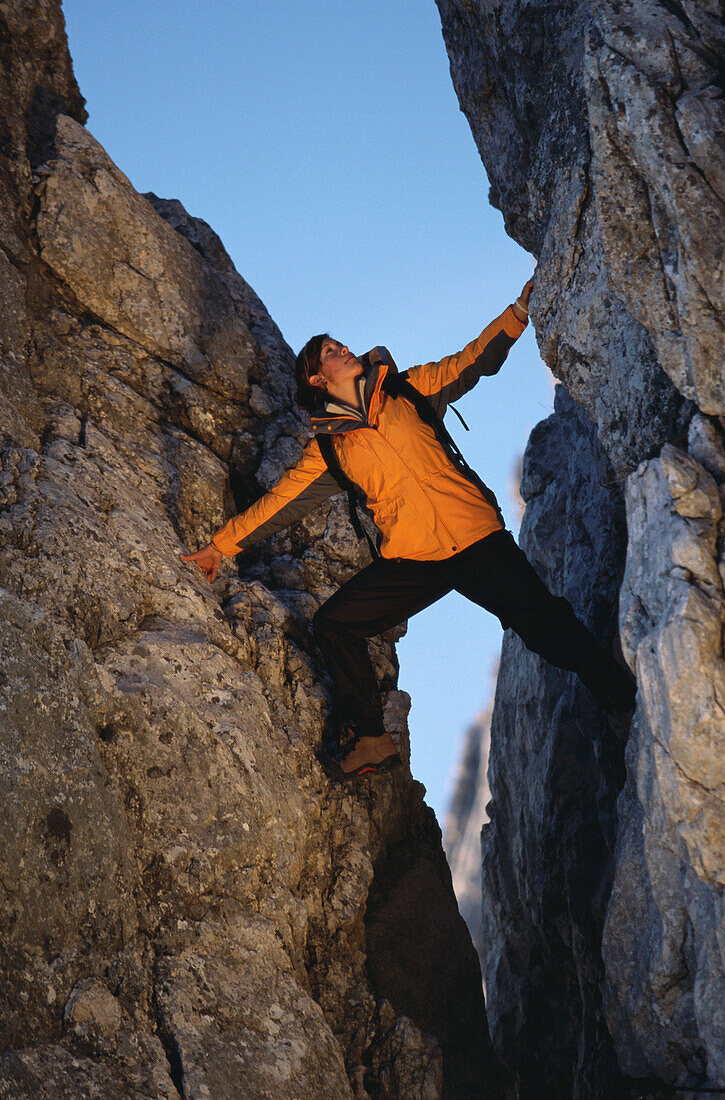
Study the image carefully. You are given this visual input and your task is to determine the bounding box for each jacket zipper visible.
[364,418,461,551]
[326,367,464,552]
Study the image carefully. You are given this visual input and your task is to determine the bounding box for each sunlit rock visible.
[0,4,498,1096]
[604,446,725,1084]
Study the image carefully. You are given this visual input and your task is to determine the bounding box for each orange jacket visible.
[212,304,527,562]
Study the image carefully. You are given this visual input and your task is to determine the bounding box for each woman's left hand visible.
[519,278,534,309]
[512,277,534,322]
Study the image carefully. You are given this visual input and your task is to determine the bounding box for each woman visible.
[182,278,635,780]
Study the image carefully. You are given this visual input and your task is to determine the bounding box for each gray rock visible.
[154,917,353,1100]
[1,974,177,1099]
[0,4,498,1097]
[437,0,725,1093]
[368,1001,444,1100]
[688,414,725,483]
[0,1043,178,1100]
[435,0,694,473]
[584,2,725,414]
[605,445,725,1084]
[480,387,629,1099]
[36,115,256,404]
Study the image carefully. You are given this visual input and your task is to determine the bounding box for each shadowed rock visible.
[437,0,724,1094]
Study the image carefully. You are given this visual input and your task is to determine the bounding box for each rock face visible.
[481,388,630,1098]
[0,5,502,1098]
[606,439,725,1085]
[436,0,724,1095]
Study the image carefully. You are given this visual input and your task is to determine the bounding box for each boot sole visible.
[319,752,402,782]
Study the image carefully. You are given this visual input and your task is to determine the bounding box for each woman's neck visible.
[325,377,363,412]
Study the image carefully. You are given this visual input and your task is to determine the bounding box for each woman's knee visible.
[505,594,583,651]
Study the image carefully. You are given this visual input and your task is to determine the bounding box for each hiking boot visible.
[318,732,401,782]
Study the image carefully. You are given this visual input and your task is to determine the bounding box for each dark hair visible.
[295,333,330,413]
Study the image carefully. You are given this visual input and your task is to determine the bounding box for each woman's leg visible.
[452,530,635,714]
[313,556,453,742]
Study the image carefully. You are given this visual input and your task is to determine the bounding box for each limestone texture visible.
[0,4,504,1098]
[436,0,725,1095]
[605,443,725,1084]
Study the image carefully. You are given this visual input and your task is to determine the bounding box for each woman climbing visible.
[181,277,635,779]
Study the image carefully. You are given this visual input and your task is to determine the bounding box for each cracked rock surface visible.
[437,0,724,1095]
[606,442,725,1084]
[0,4,504,1097]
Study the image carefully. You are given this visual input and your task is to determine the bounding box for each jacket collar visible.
[310,347,397,436]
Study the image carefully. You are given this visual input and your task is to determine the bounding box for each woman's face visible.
[310,338,363,391]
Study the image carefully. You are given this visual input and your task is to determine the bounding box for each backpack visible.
[316,363,504,558]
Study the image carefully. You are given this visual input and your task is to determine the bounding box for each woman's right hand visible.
[180,542,223,583]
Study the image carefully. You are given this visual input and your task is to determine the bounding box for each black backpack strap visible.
[383,371,504,526]
[316,433,380,558]
[448,403,470,431]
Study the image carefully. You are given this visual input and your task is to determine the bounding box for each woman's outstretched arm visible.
[405,278,533,416]
[181,436,338,581]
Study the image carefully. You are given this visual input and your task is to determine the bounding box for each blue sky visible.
[62,0,553,821]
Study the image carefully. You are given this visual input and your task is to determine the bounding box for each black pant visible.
[312,530,634,740]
